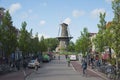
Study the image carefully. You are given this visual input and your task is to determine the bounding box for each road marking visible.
[71,63,76,71]
[23,70,26,76]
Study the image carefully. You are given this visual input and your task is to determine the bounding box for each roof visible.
[89,33,97,37]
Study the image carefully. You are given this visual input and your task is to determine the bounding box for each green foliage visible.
[44,38,59,51]
[93,13,106,52]
[97,13,106,31]
[93,33,105,52]
[18,21,30,55]
[67,41,75,52]
[111,23,120,57]
[104,28,113,47]
[75,27,91,56]
[111,0,120,57]
[112,0,120,22]
[0,10,17,56]
[39,36,47,52]
[32,32,40,53]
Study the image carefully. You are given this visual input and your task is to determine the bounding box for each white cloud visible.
[72,10,85,18]
[63,18,71,25]
[40,20,46,25]
[91,8,106,18]
[9,3,21,14]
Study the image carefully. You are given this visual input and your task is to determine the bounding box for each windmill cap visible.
[61,23,68,26]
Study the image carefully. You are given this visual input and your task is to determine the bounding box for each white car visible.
[69,55,77,61]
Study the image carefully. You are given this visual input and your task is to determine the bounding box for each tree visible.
[112,0,120,23]
[0,10,17,57]
[93,13,106,53]
[110,0,120,70]
[75,28,91,56]
[44,38,59,52]
[18,21,30,56]
[104,22,113,59]
[39,36,47,53]
[32,32,40,53]
[67,41,75,52]
[27,29,34,53]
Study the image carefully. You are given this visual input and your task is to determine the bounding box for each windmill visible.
[56,23,73,52]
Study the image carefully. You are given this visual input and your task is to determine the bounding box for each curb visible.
[77,61,108,80]
[87,68,108,80]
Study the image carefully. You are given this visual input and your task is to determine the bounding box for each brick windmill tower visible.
[56,23,73,52]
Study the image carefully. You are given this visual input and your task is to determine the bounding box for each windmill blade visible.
[68,26,71,37]
[58,25,60,37]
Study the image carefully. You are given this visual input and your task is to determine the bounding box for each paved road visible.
[26,55,106,80]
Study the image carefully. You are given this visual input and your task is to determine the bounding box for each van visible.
[69,55,77,61]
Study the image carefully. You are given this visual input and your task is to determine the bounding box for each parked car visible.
[42,54,50,62]
[28,59,40,68]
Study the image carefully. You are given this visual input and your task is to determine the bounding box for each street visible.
[26,55,106,80]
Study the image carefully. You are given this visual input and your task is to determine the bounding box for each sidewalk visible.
[71,60,109,80]
[0,68,34,80]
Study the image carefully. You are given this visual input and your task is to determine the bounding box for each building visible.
[56,23,73,52]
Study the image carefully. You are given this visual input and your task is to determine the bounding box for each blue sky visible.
[0,0,114,42]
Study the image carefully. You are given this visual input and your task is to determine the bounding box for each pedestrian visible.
[58,55,60,60]
[91,57,95,69]
[15,60,20,71]
[65,54,68,59]
[82,59,87,76]
[23,60,27,70]
[35,58,39,71]
[67,56,70,67]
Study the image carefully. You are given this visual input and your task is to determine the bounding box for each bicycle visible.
[106,65,116,80]
[115,70,120,80]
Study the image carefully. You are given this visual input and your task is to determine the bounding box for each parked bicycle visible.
[115,69,120,80]
[102,64,116,80]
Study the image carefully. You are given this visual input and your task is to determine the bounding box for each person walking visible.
[58,54,60,60]
[15,60,20,71]
[82,59,87,76]
[23,59,27,70]
[67,56,70,67]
